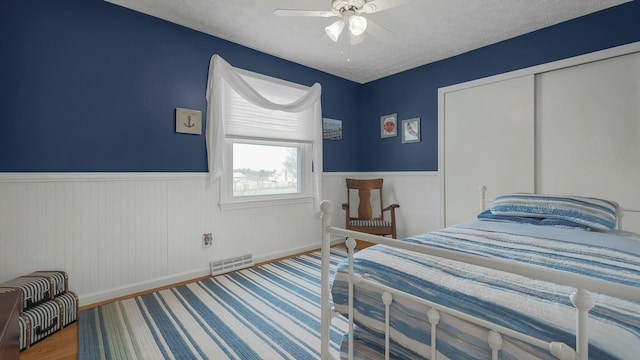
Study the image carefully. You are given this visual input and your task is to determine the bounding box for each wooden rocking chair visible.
[342,178,400,248]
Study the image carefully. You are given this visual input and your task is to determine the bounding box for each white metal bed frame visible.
[319,192,640,360]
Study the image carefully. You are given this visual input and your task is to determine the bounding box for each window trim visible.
[218,137,313,210]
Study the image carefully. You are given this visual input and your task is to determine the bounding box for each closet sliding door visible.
[440,43,640,230]
[536,52,640,231]
[441,75,535,227]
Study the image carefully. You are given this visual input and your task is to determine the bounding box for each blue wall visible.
[357,0,640,172]
[1,1,639,173]
[0,0,360,172]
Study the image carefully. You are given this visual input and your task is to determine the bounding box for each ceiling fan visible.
[274,0,410,44]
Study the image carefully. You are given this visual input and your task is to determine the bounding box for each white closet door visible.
[442,75,535,227]
[536,52,640,232]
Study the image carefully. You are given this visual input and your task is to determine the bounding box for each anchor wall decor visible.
[175,107,202,135]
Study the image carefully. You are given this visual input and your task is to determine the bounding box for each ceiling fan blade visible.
[273,9,336,17]
[361,0,411,14]
[364,18,395,42]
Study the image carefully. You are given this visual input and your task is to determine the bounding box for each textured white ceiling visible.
[105,0,630,83]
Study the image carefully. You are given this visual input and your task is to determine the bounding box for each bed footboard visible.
[319,200,640,360]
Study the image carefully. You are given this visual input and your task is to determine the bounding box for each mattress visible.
[331,220,640,359]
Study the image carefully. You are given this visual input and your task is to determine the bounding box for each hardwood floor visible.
[20,323,77,360]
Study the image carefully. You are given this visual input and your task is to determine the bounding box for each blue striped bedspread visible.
[331,220,640,359]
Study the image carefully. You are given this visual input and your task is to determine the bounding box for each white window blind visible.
[224,71,315,141]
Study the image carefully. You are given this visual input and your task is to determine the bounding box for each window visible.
[206,55,322,209]
[232,142,301,196]
[220,139,312,206]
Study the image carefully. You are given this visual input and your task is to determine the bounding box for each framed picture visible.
[175,107,202,135]
[381,114,397,138]
[322,118,343,140]
[402,118,421,143]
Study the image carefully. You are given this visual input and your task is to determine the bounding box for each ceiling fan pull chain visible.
[341,30,351,62]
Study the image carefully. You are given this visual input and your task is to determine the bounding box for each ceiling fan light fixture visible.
[325,20,345,42]
[348,15,368,36]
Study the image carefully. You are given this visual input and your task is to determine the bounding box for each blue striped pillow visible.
[490,193,619,230]
[477,209,542,224]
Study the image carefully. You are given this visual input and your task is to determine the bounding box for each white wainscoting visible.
[0,171,439,306]
[0,173,219,306]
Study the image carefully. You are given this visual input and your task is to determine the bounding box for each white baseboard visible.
[80,239,346,307]
[249,237,346,265]
[79,267,210,307]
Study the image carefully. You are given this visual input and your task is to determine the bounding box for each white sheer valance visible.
[205,54,323,210]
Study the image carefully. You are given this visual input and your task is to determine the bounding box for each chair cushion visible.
[349,220,392,227]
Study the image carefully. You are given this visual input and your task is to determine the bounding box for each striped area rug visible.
[79,247,349,359]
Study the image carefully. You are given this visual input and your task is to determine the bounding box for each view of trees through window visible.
[232,142,300,196]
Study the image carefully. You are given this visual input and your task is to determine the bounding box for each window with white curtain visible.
[206,55,322,209]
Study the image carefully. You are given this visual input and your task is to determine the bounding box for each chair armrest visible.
[383,204,400,212]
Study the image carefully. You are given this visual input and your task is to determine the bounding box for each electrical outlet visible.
[203,233,213,248]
